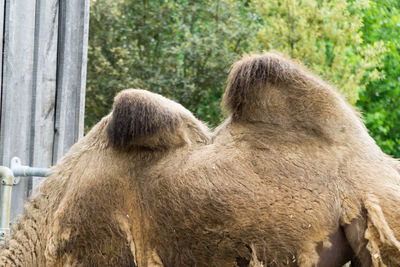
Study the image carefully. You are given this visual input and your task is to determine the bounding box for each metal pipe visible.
[12,166,49,177]
[10,157,49,185]
[0,166,14,242]
[0,158,50,243]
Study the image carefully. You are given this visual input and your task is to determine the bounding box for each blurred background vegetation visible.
[86,0,400,157]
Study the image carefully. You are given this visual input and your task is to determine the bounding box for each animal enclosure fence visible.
[0,0,90,225]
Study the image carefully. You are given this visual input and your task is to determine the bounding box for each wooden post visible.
[30,0,59,190]
[0,0,90,221]
[0,0,5,110]
[53,0,90,161]
[0,0,37,220]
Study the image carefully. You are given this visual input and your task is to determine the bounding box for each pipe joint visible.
[0,167,14,186]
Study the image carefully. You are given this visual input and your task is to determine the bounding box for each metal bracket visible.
[10,157,21,185]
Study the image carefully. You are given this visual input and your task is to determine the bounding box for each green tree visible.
[356,0,400,157]
[87,0,391,138]
[86,0,256,130]
[251,0,386,104]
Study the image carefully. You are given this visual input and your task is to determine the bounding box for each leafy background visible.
[86,0,400,157]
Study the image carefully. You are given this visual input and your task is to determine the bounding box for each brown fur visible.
[1,52,400,266]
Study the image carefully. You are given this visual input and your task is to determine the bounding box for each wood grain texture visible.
[0,0,5,116]
[30,0,59,190]
[53,0,90,162]
[0,0,37,220]
[0,0,90,221]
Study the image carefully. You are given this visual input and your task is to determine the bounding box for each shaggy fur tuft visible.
[108,89,181,148]
[222,52,374,146]
[223,52,303,117]
[107,89,210,149]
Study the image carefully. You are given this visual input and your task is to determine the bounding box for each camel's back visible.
[140,121,346,266]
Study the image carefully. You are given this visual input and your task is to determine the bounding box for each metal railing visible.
[0,157,50,242]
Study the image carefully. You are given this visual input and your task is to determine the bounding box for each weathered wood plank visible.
[30,0,59,190]
[0,0,37,220]
[0,0,5,114]
[53,0,90,162]
[0,0,89,222]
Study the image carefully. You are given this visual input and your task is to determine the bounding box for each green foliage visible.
[86,0,256,130]
[356,0,400,157]
[87,0,398,158]
[251,0,385,104]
